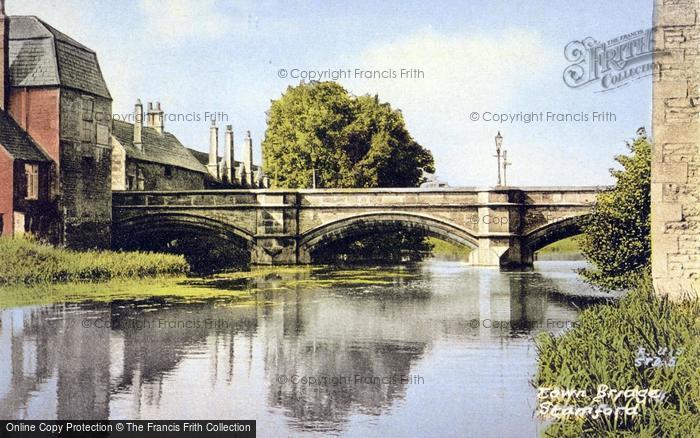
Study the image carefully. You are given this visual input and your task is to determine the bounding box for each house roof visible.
[112,120,208,174]
[8,16,111,99]
[0,110,50,162]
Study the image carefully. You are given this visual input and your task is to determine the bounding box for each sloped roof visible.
[112,120,208,174]
[0,110,50,162]
[8,16,111,99]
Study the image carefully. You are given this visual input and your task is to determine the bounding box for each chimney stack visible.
[243,130,253,187]
[208,120,219,179]
[0,0,9,110]
[134,99,143,152]
[224,125,234,184]
[147,101,164,134]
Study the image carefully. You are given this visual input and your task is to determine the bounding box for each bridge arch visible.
[113,212,255,251]
[298,212,479,261]
[523,215,588,253]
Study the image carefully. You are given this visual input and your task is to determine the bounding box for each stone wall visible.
[125,160,205,191]
[651,0,700,298]
[59,88,113,249]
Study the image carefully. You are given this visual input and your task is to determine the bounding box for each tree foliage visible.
[578,133,651,290]
[261,81,436,263]
[262,81,434,188]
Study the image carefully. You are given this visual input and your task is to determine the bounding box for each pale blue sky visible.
[12,0,654,186]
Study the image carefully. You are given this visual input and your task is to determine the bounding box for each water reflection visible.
[0,261,591,436]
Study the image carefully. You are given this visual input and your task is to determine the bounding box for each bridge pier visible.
[251,237,298,265]
[467,237,534,267]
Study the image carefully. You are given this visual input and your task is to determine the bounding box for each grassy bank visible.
[534,279,699,436]
[0,237,189,285]
[426,237,471,259]
[538,235,580,253]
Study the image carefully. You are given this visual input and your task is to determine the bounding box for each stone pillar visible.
[651,0,700,299]
[133,99,143,152]
[467,191,510,266]
[224,125,234,183]
[243,131,253,187]
[208,120,219,179]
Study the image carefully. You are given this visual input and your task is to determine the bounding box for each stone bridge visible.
[112,187,608,266]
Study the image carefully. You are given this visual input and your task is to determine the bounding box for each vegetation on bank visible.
[538,235,580,254]
[578,134,651,290]
[0,237,189,285]
[535,278,699,436]
[535,130,699,435]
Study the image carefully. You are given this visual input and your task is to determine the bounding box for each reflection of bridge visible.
[113,187,608,266]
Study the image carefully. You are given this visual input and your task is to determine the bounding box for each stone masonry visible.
[652,0,700,298]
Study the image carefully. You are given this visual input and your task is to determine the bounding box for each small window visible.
[24,164,39,200]
[164,166,173,178]
[126,175,136,190]
[82,97,94,121]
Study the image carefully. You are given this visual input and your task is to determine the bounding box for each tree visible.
[578,132,651,290]
[262,82,434,188]
[262,81,435,262]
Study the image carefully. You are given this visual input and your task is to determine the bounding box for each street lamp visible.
[494,131,503,186]
[502,149,512,186]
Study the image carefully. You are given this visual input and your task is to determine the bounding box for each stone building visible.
[111,100,208,191]
[188,122,269,188]
[651,0,700,298]
[0,5,113,247]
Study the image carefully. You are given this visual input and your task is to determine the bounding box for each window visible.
[24,164,39,200]
[164,166,173,178]
[126,174,136,190]
[82,97,94,121]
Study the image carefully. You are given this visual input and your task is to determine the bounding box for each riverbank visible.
[534,278,699,436]
[0,237,189,285]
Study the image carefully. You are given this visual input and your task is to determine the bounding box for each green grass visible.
[538,235,581,254]
[0,236,189,285]
[534,277,700,436]
[426,237,471,258]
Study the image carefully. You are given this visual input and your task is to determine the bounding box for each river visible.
[0,259,603,437]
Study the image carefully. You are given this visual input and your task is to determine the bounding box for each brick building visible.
[111,100,208,191]
[0,4,113,247]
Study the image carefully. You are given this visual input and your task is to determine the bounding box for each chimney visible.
[147,101,164,134]
[133,99,143,152]
[0,0,9,110]
[224,125,234,183]
[208,120,219,179]
[243,130,253,187]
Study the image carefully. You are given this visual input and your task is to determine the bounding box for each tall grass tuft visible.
[0,236,189,285]
[534,276,700,436]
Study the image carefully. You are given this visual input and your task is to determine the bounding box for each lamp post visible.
[502,150,512,186]
[494,131,503,186]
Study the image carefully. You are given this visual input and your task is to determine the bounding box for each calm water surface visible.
[0,260,600,437]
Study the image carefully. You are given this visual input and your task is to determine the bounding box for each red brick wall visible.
[8,88,60,164]
[0,146,13,236]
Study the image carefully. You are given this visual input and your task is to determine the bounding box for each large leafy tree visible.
[578,132,651,290]
[262,81,434,188]
[262,81,435,262]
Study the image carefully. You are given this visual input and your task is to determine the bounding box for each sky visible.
[10,0,654,187]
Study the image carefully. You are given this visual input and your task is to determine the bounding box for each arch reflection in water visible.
[0,260,590,436]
